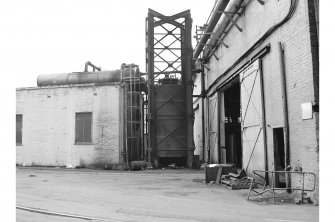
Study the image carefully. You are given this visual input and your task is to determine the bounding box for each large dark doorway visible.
[273,127,286,188]
[223,82,242,169]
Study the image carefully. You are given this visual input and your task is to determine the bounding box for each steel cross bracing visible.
[146,9,194,168]
[147,9,192,84]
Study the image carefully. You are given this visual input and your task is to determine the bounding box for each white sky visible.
[1,0,215,87]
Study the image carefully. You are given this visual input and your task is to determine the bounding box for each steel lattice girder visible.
[146,9,194,167]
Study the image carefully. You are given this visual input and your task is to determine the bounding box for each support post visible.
[201,63,206,163]
[185,13,194,169]
[279,42,291,192]
[259,60,269,184]
[147,14,155,168]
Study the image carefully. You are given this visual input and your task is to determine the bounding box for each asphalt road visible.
[16,167,319,222]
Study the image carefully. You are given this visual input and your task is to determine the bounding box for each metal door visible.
[208,93,219,163]
[240,60,265,174]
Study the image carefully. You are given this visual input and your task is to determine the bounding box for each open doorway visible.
[222,81,242,169]
[273,127,286,188]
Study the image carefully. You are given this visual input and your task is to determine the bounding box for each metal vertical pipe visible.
[259,61,269,184]
[272,171,275,204]
[217,91,221,163]
[185,13,194,168]
[201,65,206,163]
[302,172,305,203]
[146,12,155,168]
[120,84,125,165]
[207,97,210,163]
[140,95,144,160]
[130,64,133,162]
[119,84,123,165]
[279,42,291,191]
[122,69,129,168]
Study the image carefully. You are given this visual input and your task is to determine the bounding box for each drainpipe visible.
[201,64,206,163]
[279,42,291,192]
[259,61,269,184]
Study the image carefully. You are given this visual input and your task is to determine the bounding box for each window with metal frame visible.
[16,114,22,145]
[75,112,92,144]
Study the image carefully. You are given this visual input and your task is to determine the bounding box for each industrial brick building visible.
[16,64,147,169]
[192,0,319,201]
[16,83,122,168]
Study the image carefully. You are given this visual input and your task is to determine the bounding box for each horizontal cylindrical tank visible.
[37,70,121,87]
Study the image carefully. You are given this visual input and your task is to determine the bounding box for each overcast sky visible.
[1,0,215,87]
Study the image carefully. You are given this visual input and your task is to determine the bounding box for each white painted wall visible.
[16,83,122,167]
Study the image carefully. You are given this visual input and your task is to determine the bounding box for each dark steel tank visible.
[153,77,188,166]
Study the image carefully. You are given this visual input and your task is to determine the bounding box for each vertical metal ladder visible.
[121,64,142,166]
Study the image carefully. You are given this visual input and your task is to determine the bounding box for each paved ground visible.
[16,167,319,222]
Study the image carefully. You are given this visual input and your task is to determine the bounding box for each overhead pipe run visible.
[197,0,298,61]
[37,62,148,90]
[37,70,121,87]
[202,0,298,96]
[193,0,246,61]
[193,0,229,60]
[204,0,245,59]
[84,61,102,72]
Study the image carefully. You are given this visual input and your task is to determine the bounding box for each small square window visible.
[16,114,22,145]
[75,112,92,144]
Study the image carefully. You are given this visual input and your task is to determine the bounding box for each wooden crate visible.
[205,164,237,183]
[221,178,256,190]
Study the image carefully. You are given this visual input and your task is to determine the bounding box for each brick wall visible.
[16,83,122,168]
[196,0,319,201]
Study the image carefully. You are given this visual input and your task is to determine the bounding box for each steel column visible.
[184,12,194,168]
[147,13,155,167]
[279,42,291,191]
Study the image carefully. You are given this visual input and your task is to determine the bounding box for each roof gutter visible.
[193,0,229,60]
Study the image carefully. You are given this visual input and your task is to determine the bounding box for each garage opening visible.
[218,60,264,172]
[222,81,242,169]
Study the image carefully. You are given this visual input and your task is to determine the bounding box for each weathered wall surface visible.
[193,74,203,161]
[193,98,203,160]
[16,84,121,168]
[196,0,318,201]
